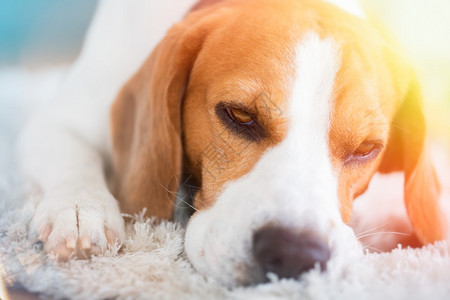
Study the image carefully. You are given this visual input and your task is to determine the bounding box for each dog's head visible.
[110,0,447,286]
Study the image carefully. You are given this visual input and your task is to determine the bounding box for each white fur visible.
[185,34,361,287]
[19,0,197,254]
[324,0,365,18]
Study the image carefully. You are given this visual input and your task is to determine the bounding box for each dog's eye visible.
[215,102,266,141]
[226,108,253,125]
[345,142,382,166]
[353,143,376,157]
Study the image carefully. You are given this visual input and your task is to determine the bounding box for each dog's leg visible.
[19,115,125,260]
[18,0,198,259]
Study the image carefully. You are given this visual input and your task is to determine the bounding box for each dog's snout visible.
[252,226,330,279]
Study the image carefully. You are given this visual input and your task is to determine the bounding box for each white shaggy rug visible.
[1,67,450,300]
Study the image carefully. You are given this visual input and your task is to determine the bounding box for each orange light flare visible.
[359,0,450,239]
[360,0,450,144]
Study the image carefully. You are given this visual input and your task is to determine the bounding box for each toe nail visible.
[39,225,52,242]
[91,246,102,256]
[81,237,92,249]
[106,229,118,244]
[66,236,77,249]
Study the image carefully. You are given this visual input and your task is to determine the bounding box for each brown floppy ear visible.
[110,22,206,219]
[378,74,447,244]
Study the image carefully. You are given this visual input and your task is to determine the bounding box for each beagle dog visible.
[19,0,448,286]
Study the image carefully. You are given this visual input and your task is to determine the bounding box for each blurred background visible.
[0,0,97,66]
[0,0,449,142]
[0,0,97,162]
[361,0,450,146]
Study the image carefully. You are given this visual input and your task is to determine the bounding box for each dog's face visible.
[181,1,395,285]
[111,0,446,286]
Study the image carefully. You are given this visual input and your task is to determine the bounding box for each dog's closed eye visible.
[215,102,266,141]
[353,143,376,157]
[344,142,383,165]
[227,107,253,125]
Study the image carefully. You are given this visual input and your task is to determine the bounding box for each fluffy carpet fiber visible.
[1,67,450,299]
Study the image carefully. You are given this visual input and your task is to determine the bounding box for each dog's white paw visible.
[30,188,125,260]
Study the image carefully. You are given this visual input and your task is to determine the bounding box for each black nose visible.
[252,226,331,279]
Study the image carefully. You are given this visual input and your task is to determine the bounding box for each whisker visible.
[390,123,413,135]
[363,243,383,253]
[159,183,199,212]
[355,221,392,238]
[357,231,411,240]
[171,192,199,212]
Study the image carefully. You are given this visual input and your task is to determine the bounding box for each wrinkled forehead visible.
[190,0,396,113]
